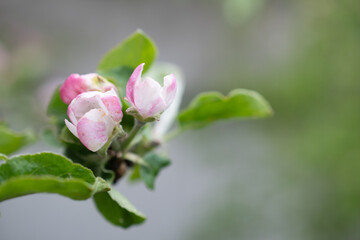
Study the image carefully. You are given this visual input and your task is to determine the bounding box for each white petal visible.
[67,107,78,125]
[134,77,166,117]
[161,74,177,107]
[65,119,78,138]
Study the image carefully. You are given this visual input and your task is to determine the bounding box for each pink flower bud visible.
[126,63,177,120]
[64,89,123,152]
[60,73,116,104]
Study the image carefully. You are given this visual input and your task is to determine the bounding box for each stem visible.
[93,161,104,177]
[121,119,145,152]
[123,152,149,167]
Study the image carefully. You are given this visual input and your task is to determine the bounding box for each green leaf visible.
[98,30,157,73]
[47,86,68,129]
[0,125,35,155]
[140,152,171,190]
[128,165,141,182]
[0,152,110,202]
[178,89,273,130]
[93,188,146,228]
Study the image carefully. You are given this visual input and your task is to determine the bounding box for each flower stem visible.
[121,119,145,152]
[123,152,149,167]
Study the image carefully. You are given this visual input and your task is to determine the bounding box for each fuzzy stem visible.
[123,152,149,167]
[121,119,145,152]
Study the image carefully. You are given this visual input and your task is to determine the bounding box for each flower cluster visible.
[59,63,177,152]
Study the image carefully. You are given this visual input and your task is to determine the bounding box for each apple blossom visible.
[126,63,177,121]
[60,73,116,104]
[65,89,123,152]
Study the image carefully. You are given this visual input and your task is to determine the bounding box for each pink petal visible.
[100,89,123,122]
[134,77,166,118]
[162,74,177,107]
[76,109,116,152]
[146,97,167,117]
[59,73,116,105]
[103,82,116,92]
[59,74,92,104]
[126,63,145,106]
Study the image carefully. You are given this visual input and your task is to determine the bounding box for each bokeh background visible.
[1,0,360,239]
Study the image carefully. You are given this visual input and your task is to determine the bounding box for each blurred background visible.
[1,0,360,239]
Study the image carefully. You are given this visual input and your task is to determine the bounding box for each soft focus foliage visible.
[0,125,35,155]
[187,0,360,240]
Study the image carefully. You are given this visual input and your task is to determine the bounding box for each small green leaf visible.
[129,165,141,182]
[60,126,82,146]
[98,30,157,73]
[0,152,110,202]
[0,125,35,155]
[178,89,273,130]
[140,152,171,190]
[47,86,67,129]
[94,188,146,228]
